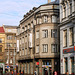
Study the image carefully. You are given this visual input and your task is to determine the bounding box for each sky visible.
[0,0,54,26]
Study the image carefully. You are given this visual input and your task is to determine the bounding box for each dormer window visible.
[43,15,48,23]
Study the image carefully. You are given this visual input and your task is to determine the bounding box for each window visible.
[31,21,34,28]
[7,52,9,55]
[51,44,57,53]
[22,37,24,43]
[31,63,33,74]
[51,29,57,38]
[7,43,13,47]
[10,59,12,64]
[28,63,30,74]
[63,30,67,47]
[0,47,2,52]
[20,38,21,45]
[22,48,24,55]
[36,45,39,53]
[7,35,12,40]
[10,52,12,55]
[0,39,2,43]
[20,50,21,56]
[52,15,57,23]
[42,44,48,52]
[25,26,27,31]
[37,18,41,24]
[42,30,48,38]
[25,64,27,73]
[64,6,66,18]
[28,24,31,29]
[43,16,48,23]
[64,58,68,73]
[6,59,8,64]
[15,36,16,40]
[70,0,72,14]
[14,43,16,47]
[36,31,39,39]
[69,27,74,46]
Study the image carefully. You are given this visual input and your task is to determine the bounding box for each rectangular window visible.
[64,7,66,18]
[25,64,27,73]
[10,59,12,64]
[7,35,12,40]
[70,0,72,14]
[6,59,8,64]
[31,63,33,74]
[42,30,48,38]
[10,52,12,55]
[7,43,13,47]
[20,50,21,56]
[51,29,57,38]
[64,58,68,73]
[71,57,74,74]
[52,16,57,23]
[69,27,74,46]
[36,31,39,39]
[63,30,67,47]
[44,16,48,23]
[42,44,48,52]
[28,63,30,74]
[0,47,2,52]
[22,48,24,55]
[0,39,2,43]
[51,44,57,53]
[36,45,39,53]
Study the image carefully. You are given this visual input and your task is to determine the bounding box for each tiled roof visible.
[0,27,5,33]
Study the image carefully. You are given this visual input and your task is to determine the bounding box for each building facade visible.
[3,25,17,72]
[59,0,75,74]
[17,0,60,75]
[0,26,5,73]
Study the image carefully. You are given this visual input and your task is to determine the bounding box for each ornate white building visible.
[59,0,75,74]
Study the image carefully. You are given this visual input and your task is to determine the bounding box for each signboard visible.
[42,65,51,68]
[36,62,39,65]
[7,66,9,68]
[47,62,49,65]
[63,47,75,54]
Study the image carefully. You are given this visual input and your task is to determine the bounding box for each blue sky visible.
[0,0,55,26]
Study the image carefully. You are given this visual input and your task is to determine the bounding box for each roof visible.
[0,27,5,33]
[3,25,17,29]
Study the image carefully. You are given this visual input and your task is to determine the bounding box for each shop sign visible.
[63,47,75,54]
[36,62,39,65]
[42,65,51,67]
[47,62,49,65]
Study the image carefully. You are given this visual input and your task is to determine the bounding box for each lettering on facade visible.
[63,47,75,54]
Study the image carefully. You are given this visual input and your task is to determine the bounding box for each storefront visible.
[63,47,75,74]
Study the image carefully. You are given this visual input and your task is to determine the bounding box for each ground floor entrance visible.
[18,58,60,75]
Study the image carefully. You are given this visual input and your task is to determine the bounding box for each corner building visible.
[59,0,75,74]
[17,0,60,75]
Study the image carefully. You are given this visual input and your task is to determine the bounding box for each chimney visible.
[48,0,51,3]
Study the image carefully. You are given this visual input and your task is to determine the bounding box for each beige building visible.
[3,25,17,72]
[17,0,60,75]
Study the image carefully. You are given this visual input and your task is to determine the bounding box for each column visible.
[39,59,42,75]
[52,59,54,73]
